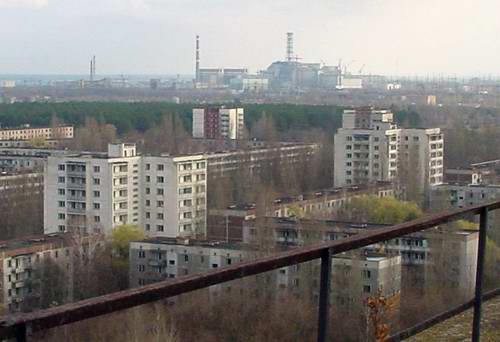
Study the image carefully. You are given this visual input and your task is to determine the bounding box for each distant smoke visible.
[0,0,48,8]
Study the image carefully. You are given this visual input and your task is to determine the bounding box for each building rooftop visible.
[0,233,72,253]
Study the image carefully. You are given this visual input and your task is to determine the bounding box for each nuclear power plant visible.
[193,33,365,92]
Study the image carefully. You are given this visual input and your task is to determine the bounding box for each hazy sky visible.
[1,0,499,76]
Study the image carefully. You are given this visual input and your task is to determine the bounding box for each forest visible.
[0,102,418,136]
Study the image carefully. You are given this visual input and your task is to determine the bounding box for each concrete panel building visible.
[334,107,443,200]
[192,107,244,140]
[0,233,74,313]
[44,143,207,238]
[0,125,73,141]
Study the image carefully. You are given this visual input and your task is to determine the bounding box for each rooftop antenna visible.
[286,32,294,62]
[195,35,200,83]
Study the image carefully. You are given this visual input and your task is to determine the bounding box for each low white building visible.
[0,125,74,141]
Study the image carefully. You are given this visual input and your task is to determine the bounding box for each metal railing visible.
[1,200,500,342]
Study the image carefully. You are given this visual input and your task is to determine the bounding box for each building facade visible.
[44,144,207,238]
[334,107,444,200]
[206,143,319,179]
[0,233,73,313]
[0,126,74,141]
[192,107,244,140]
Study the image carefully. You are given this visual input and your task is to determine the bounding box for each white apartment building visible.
[0,125,74,141]
[192,107,244,140]
[141,155,207,238]
[44,143,207,238]
[334,107,443,199]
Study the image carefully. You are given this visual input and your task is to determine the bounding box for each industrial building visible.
[264,33,364,91]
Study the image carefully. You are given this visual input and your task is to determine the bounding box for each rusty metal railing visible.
[2,200,500,342]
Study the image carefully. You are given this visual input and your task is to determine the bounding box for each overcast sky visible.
[1,0,499,76]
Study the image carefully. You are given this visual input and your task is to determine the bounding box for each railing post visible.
[317,248,332,342]
[14,323,27,342]
[472,207,488,342]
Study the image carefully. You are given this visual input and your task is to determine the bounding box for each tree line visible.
[0,102,421,136]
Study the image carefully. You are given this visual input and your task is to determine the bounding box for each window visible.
[58,176,65,183]
[93,166,100,172]
[184,255,189,262]
[94,191,100,197]
[157,200,164,208]
[58,188,65,195]
[58,164,65,171]
[196,162,205,169]
[93,178,100,185]
[157,176,164,183]
[146,200,151,207]
[94,216,100,223]
[157,188,164,195]
[196,174,205,181]
[58,225,65,232]
[58,213,65,220]
[157,164,164,171]
[145,164,151,171]
[179,187,192,194]
[146,176,151,182]
[146,187,150,195]
[362,270,371,279]
[157,213,164,219]
[93,203,100,209]
[145,224,150,231]
[138,250,146,258]
[363,285,371,293]
[138,265,145,272]
[58,201,65,208]
[157,225,164,232]
[146,212,150,219]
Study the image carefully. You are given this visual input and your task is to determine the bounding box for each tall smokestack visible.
[92,55,96,79]
[286,32,294,62]
[90,59,93,81]
[195,35,200,83]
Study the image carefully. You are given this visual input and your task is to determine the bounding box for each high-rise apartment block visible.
[192,107,244,140]
[334,107,444,198]
[44,144,207,238]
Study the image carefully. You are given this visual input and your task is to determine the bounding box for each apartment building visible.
[44,144,207,238]
[207,183,396,242]
[206,143,319,179]
[128,237,401,313]
[331,253,401,310]
[0,125,73,141]
[0,233,73,313]
[237,216,478,300]
[192,107,244,140]
[0,147,67,172]
[141,155,207,238]
[334,107,444,199]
